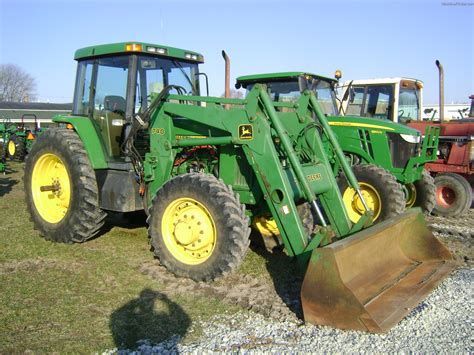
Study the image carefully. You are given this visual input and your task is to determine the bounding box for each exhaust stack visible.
[222,50,230,99]
[436,60,445,122]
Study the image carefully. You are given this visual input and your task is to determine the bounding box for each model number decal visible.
[151,128,165,135]
[307,173,322,181]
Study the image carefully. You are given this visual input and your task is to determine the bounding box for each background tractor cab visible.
[338,78,423,123]
[236,72,339,116]
[72,42,203,160]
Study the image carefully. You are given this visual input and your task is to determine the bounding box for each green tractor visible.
[6,114,43,161]
[24,42,454,333]
[236,72,438,225]
[0,118,22,160]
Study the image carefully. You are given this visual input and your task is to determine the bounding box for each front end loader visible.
[24,42,454,332]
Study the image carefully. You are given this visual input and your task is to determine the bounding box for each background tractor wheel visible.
[24,128,107,243]
[432,173,472,217]
[7,134,26,161]
[405,170,436,213]
[251,202,314,252]
[148,173,250,281]
[338,164,405,223]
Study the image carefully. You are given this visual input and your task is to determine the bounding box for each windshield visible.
[311,79,338,115]
[243,76,338,115]
[398,88,420,122]
[346,85,394,120]
[135,55,200,113]
[73,55,200,117]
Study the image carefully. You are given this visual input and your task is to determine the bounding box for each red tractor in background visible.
[408,116,473,216]
[408,61,472,217]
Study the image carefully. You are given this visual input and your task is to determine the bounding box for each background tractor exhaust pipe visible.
[222,50,231,110]
[436,60,445,122]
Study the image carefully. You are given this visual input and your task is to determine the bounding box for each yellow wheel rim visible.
[8,140,15,156]
[252,216,280,238]
[405,183,417,208]
[31,153,71,224]
[162,197,216,265]
[342,182,382,223]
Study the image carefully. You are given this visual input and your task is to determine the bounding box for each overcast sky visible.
[0,0,472,104]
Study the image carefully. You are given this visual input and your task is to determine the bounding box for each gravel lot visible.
[106,212,473,353]
[106,268,472,353]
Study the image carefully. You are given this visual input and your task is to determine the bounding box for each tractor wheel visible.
[148,173,251,281]
[405,170,436,213]
[7,134,26,161]
[338,164,405,224]
[251,203,314,251]
[24,128,107,243]
[432,173,472,217]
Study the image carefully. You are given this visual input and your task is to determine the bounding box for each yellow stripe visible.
[328,121,395,131]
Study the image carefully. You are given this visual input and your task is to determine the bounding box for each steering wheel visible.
[398,109,405,117]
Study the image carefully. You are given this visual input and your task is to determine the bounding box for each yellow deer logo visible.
[238,124,253,140]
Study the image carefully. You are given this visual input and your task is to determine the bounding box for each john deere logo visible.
[238,124,253,140]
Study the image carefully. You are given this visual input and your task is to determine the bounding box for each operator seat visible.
[101,95,126,157]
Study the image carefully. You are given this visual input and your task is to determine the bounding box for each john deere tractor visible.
[236,72,438,225]
[24,42,454,333]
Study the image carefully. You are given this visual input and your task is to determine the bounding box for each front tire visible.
[432,173,472,217]
[24,128,107,243]
[148,173,250,281]
[405,170,436,213]
[338,164,405,223]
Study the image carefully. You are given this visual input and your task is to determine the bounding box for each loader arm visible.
[143,85,358,256]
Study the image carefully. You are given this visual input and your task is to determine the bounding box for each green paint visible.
[238,72,438,186]
[53,115,108,169]
[74,41,204,63]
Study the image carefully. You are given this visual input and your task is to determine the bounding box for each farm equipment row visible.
[338,60,473,217]
[23,42,455,333]
[0,115,42,161]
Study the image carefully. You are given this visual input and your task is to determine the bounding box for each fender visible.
[53,115,108,169]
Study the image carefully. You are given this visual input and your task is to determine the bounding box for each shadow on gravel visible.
[110,288,190,350]
[251,243,306,320]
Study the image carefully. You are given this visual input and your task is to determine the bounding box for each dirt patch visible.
[0,258,84,275]
[140,260,303,322]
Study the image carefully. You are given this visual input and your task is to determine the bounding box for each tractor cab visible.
[338,78,423,123]
[236,72,339,116]
[72,42,204,159]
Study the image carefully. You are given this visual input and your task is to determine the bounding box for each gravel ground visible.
[105,268,472,353]
[104,211,473,353]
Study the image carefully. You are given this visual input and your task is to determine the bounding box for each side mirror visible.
[341,80,353,103]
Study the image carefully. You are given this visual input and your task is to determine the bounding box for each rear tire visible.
[432,173,472,217]
[148,173,250,281]
[405,170,436,213]
[24,128,107,243]
[338,164,405,223]
[7,134,26,161]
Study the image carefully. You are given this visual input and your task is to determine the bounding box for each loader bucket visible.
[301,208,455,333]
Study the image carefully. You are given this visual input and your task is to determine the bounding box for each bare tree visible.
[221,88,244,99]
[0,64,37,102]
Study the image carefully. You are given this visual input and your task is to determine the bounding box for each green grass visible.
[0,162,244,352]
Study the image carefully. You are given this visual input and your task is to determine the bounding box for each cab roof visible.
[236,72,336,86]
[342,77,423,86]
[74,41,204,63]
